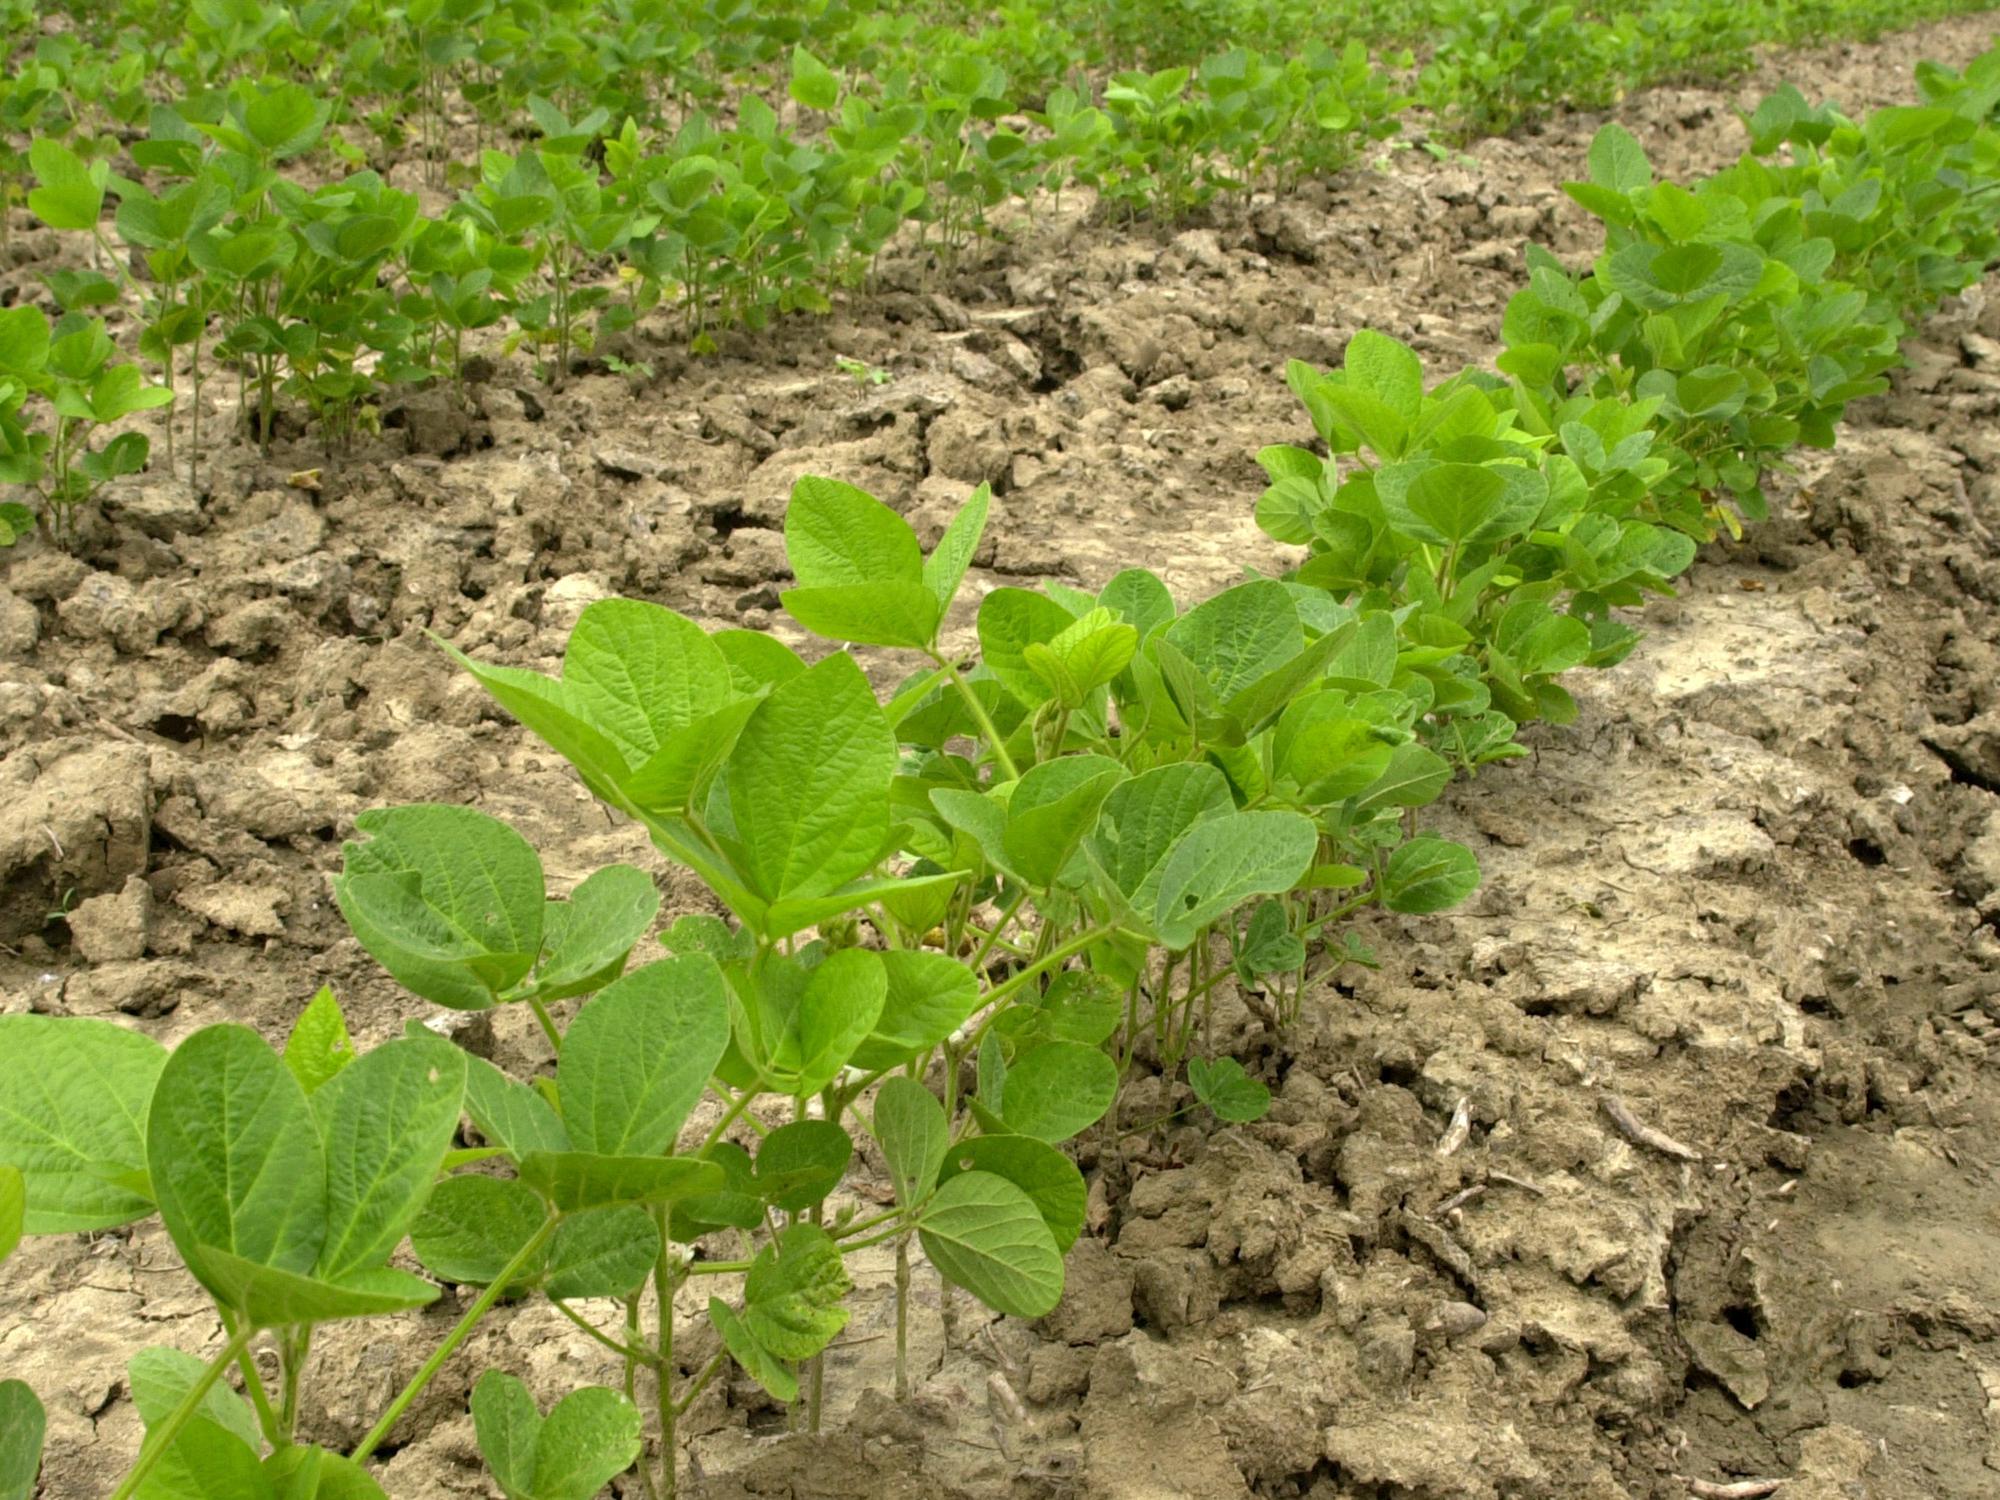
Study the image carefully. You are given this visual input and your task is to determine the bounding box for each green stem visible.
[552,1298,661,1366]
[894,1233,911,1401]
[109,1324,253,1500]
[526,995,563,1053]
[966,889,1028,975]
[673,1350,728,1416]
[221,1314,283,1450]
[654,1214,678,1500]
[979,924,1119,1011]
[699,1083,759,1154]
[932,651,1021,780]
[353,1217,558,1464]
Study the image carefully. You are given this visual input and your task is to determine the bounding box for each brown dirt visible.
[6,11,2000,1498]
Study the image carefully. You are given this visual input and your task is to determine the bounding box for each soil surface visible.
[6,13,2000,1498]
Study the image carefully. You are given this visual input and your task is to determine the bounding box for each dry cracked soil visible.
[6,12,2000,1499]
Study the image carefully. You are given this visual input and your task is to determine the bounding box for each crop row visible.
[6,0,2000,544]
[2,39,1998,1500]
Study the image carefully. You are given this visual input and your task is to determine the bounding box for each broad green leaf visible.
[918,1170,1062,1319]
[471,1370,541,1497]
[264,1447,388,1500]
[543,1205,659,1299]
[669,1143,762,1240]
[742,1223,851,1361]
[1003,754,1126,889]
[148,1026,326,1302]
[1152,812,1319,950]
[1098,569,1176,638]
[764,869,961,943]
[793,949,888,1096]
[1381,837,1481,914]
[784,476,921,589]
[1088,763,1234,917]
[518,1152,721,1212]
[923,484,991,619]
[465,1057,571,1161]
[0,1381,39,1500]
[1344,329,1424,424]
[789,45,841,111]
[410,1175,549,1288]
[131,1415,270,1500]
[723,653,895,908]
[781,581,940,648]
[334,805,544,1011]
[1161,581,1302,701]
[0,1015,166,1233]
[0,307,50,374]
[978,588,1075,707]
[242,82,330,158]
[197,1253,439,1326]
[0,1166,20,1267]
[531,865,661,1001]
[312,1035,466,1279]
[999,1042,1118,1143]
[129,1348,262,1453]
[871,1078,948,1208]
[1188,1057,1271,1122]
[560,957,729,1156]
[708,1298,798,1403]
[284,988,354,1096]
[438,643,637,813]
[851,950,981,1070]
[936,1134,1086,1250]
[1353,742,1452,811]
[557,600,734,772]
[1588,122,1651,193]
[754,1120,853,1213]
[530,1387,643,1500]
[713,629,805,694]
[27,139,107,231]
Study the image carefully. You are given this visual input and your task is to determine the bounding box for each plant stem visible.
[526,994,563,1053]
[894,1233,911,1401]
[108,1323,253,1500]
[932,651,1021,780]
[673,1350,727,1415]
[978,924,1119,1011]
[654,1214,678,1500]
[552,1298,660,1366]
[222,1315,283,1449]
[353,1216,558,1464]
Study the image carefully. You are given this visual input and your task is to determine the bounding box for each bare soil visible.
[5,13,2000,1498]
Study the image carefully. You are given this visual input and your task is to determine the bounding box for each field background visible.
[4,5,2000,1498]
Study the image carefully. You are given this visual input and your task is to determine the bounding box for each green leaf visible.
[1161,580,1302,701]
[792,948,887,1096]
[918,1170,1063,1319]
[242,82,331,159]
[410,1174,549,1288]
[708,1298,798,1403]
[923,484,991,620]
[871,1078,948,1209]
[529,1386,642,1500]
[1187,1057,1271,1122]
[284,988,354,1096]
[1588,122,1651,193]
[0,1381,39,1500]
[1353,741,1452,811]
[999,1042,1118,1143]
[148,1026,326,1305]
[1003,754,1126,889]
[264,1447,388,1500]
[754,1120,853,1213]
[312,1035,465,1279]
[0,1166,20,1267]
[850,950,981,1070]
[0,307,50,374]
[129,1347,262,1453]
[531,866,661,1001]
[518,1151,721,1212]
[560,957,729,1156]
[1380,837,1480,914]
[334,805,544,1011]
[1088,763,1233,918]
[785,475,922,589]
[465,1056,570,1161]
[27,138,107,230]
[1344,329,1424,425]
[543,1205,659,1300]
[0,1015,166,1233]
[978,588,1075,708]
[743,1223,851,1361]
[936,1135,1086,1250]
[132,1414,270,1500]
[723,653,895,910]
[1152,812,1319,950]
[781,582,941,649]
[789,45,841,111]
[556,599,735,771]
[197,1252,439,1326]
[471,1370,540,1497]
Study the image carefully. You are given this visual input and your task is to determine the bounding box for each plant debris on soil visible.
[6,13,2000,1499]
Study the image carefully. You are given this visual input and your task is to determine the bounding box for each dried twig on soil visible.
[1487,1169,1546,1196]
[1601,1094,1702,1161]
[1436,1096,1471,1156]
[1396,1210,1480,1294]
[1431,1183,1484,1218]
[1685,1479,1784,1498]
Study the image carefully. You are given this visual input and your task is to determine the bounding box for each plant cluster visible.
[4,33,2000,1500]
